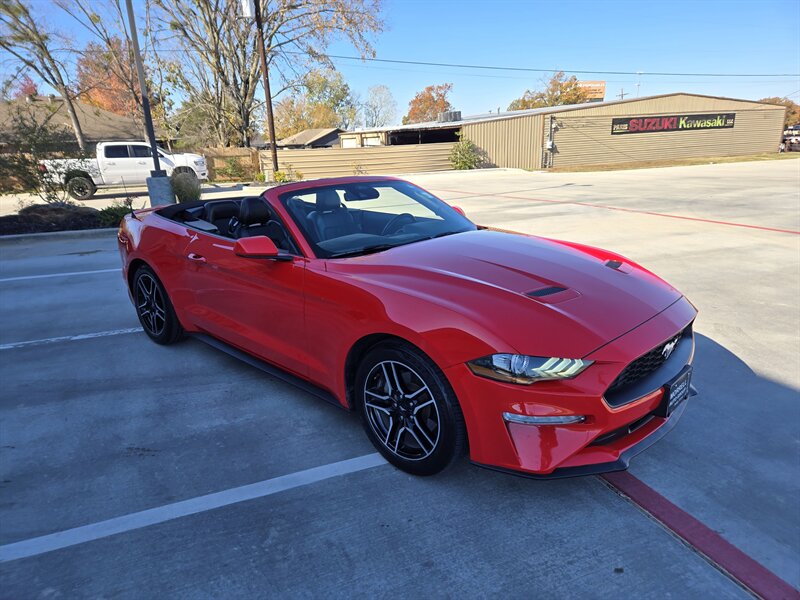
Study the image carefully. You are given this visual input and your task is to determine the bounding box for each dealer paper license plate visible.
[660,366,692,417]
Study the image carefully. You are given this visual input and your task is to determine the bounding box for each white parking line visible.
[0,453,387,563]
[0,328,143,351]
[0,268,119,282]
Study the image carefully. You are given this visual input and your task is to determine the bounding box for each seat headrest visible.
[239,196,270,225]
[204,200,238,223]
[316,189,342,211]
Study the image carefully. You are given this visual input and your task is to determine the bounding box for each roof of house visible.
[0,95,165,142]
[344,93,786,135]
[277,128,342,147]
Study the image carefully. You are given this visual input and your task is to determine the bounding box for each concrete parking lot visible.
[1,159,798,598]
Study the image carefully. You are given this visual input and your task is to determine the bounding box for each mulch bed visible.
[0,204,105,235]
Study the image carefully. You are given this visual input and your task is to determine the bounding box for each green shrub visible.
[253,171,266,182]
[214,156,249,181]
[449,133,483,170]
[98,202,134,227]
[171,172,202,203]
[273,164,303,183]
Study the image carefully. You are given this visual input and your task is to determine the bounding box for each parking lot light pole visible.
[125,0,174,205]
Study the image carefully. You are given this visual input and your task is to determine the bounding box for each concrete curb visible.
[0,228,118,244]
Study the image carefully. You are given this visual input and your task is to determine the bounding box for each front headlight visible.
[193,158,206,166]
[467,354,593,385]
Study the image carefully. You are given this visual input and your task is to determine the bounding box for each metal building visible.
[340,93,786,170]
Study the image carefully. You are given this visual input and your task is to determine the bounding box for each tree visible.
[402,83,453,124]
[0,102,78,203]
[0,0,87,151]
[76,38,138,116]
[362,84,396,127]
[58,0,176,141]
[508,71,588,111]
[12,73,37,97]
[758,97,799,126]
[153,0,383,147]
[274,69,357,139]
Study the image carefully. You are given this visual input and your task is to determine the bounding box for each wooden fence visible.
[199,142,456,181]
[258,142,456,180]
[201,147,260,181]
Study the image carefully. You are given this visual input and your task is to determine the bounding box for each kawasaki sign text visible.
[611,113,736,135]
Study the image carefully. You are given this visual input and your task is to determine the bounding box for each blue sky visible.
[11,0,800,121]
[329,0,800,116]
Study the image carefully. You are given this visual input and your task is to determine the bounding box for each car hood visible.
[327,230,683,358]
[171,153,204,165]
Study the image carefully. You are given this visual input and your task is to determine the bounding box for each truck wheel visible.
[172,167,197,180]
[66,176,97,200]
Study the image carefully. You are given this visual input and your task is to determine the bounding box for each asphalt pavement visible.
[1,159,798,598]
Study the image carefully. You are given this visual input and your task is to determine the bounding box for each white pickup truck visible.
[40,141,208,200]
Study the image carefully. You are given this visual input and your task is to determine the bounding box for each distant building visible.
[578,81,606,102]
[339,93,786,169]
[277,128,342,149]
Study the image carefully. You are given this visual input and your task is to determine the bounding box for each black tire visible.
[355,341,466,476]
[172,167,198,180]
[66,176,97,200]
[132,266,183,345]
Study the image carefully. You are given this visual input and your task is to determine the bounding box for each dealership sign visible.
[611,113,736,135]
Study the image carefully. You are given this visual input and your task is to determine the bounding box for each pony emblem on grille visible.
[662,338,679,359]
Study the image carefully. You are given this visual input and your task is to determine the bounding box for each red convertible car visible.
[118,176,697,478]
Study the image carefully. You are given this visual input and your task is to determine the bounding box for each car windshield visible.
[280,180,476,258]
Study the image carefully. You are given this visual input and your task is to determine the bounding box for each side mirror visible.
[451,205,466,217]
[234,236,291,261]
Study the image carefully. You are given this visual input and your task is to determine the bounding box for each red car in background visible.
[118,176,697,478]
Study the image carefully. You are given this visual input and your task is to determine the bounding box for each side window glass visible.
[130,145,152,158]
[104,145,129,158]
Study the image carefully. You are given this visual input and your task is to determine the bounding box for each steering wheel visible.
[381,213,416,235]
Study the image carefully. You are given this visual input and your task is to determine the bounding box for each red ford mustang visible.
[118,176,697,478]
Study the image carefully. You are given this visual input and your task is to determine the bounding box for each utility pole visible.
[125,0,173,205]
[635,71,642,97]
[617,88,629,100]
[253,1,279,175]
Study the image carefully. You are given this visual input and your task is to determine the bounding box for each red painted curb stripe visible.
[434,187,800,235]
[601,471,800,600]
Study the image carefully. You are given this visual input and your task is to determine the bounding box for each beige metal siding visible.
[462,115,543,169]
[258,142,455,179]
[551,93,781,117]
[551,108,785,167]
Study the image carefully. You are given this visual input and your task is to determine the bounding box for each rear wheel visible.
[66,176,97,200]
[133,266,183,345]
[355,341,466,476]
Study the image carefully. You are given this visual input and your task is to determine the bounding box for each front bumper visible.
[473,394,692,479]
[446,296,697,477]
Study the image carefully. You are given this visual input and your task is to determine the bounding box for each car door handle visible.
[106,162,116,165]
[137,161,147,165]
[187,253,206,263]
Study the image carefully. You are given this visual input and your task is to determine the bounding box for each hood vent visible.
[527,285,567,298]
[605,260,623,270]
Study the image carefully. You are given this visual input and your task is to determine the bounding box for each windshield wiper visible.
[419,230,464,242]
[327,231,466,258]
[328,244,400,258]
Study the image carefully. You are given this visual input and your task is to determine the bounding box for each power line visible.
[37,44,800,78]
[316,53,800,78]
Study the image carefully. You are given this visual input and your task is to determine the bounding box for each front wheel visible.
[66,176,97,200]
[133,266,183,345]
[172,167,198,180]
[355,341,466,476]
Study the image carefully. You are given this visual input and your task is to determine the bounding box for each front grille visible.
[607,329,684,395]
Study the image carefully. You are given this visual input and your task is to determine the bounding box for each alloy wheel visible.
[135,273,167,336]
[363,360,441,461]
